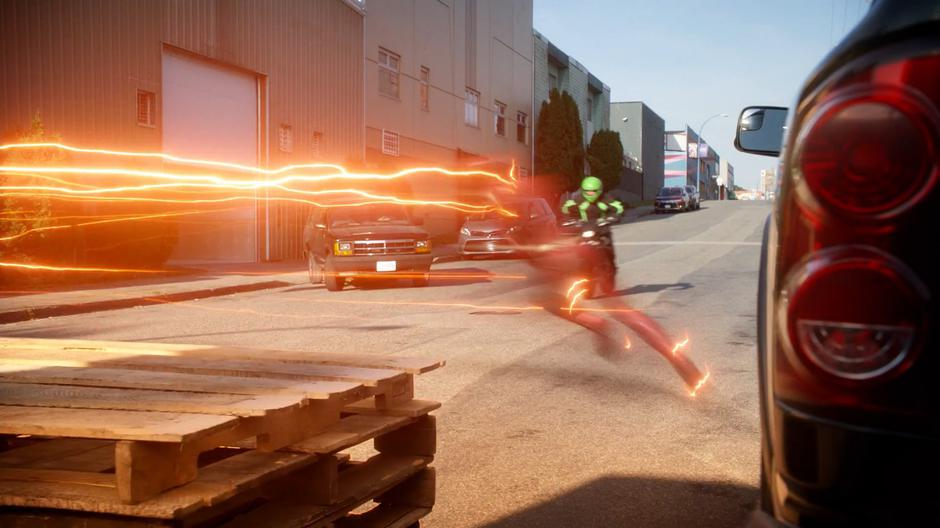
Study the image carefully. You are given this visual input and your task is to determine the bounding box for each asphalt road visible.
[2,200,772,527]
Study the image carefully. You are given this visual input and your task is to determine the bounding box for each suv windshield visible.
[330,205,411,227]
[658,188,683,197]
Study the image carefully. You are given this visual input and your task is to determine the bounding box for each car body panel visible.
[748,1,940,524]
[458,197,556,257]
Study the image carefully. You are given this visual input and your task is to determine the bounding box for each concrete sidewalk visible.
[0,244,461,325]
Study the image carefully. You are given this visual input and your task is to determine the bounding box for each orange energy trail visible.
[0,210,218,242]
[0,142,517,185]
[299,298,545,312]
[2,191,515,216]
[566,288,588,315]
[565,278,589,298]
[671,335,690,356]
[0,262,165,274]
[688,370,712,397]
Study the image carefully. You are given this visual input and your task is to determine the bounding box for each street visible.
[1,200,769,527]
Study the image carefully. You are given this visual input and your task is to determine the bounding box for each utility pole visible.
[695,113,727,200]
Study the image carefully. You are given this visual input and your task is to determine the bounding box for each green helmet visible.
[580,176,602,203]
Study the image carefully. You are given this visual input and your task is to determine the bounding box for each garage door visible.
[162,49,259,263]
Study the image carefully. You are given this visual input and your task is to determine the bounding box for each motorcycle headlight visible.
[581,230,596,238]
[460,227,471,236]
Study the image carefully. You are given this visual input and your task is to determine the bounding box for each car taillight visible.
[780,246,927,382]
[794,83,938,220]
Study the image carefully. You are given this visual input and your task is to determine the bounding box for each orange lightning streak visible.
[0,210,219,242]
[298,298,544,312]
[2,191,516,216]
[567,288,588,315]
[566,278,589,299]
[688,370,712,397]
[671,335,690,356]
[0,142,517,185]
[0,262,165,274]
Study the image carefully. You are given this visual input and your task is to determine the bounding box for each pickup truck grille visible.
[353,239,416,256]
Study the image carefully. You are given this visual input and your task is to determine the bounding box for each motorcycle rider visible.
[561,176,624,222]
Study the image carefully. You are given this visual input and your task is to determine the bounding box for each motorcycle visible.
[556,216,618,299]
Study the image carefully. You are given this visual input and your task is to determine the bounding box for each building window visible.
[464,88,480,127]
[312,131,323,158]
[278,124,293,153]
[494,101,506,136]
[587,95,594,123]
[136,90,155,127]
[516,111,528,144]
[378,48,400,99]
[548,73,558,92]
[381,129,400,157]
[419,66,430,111]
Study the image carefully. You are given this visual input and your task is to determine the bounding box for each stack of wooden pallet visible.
[0,337,443,527]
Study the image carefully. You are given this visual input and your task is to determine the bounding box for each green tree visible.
[586,129,624,191]
[535,89,585,197]
[0,113,61,261]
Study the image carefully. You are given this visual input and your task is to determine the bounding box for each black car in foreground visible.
[737,1,938,525]
[303,204,433,291]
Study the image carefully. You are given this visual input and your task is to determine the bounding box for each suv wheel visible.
[324,262,344,291]
[307,252,323,284]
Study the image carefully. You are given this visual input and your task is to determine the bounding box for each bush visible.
[587,129,624,191]
[535,89,585,198]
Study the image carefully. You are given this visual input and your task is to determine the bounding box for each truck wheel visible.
[307,252,323,284]
[412,270,430,287]
[324,262,344,291]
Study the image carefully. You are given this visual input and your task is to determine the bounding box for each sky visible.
[533,0,870,189]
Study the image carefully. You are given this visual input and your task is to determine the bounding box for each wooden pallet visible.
[0,338,443,527]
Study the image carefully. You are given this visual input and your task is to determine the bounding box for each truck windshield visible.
[330,205,411,226]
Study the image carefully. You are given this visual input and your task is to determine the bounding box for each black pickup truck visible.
[302,204,433,291]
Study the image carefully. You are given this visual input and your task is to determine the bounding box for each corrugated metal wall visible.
[0,0,364,262]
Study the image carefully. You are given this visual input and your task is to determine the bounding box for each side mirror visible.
[735,106,788,157]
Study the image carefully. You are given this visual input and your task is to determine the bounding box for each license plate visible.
[376,261,396,272]
[665,204,673,208]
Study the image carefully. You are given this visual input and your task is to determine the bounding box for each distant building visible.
[533,29,610,149]
[760,169,777,196]
[718,159,735,200]
[664,127,721,200]
[610,102,665,203]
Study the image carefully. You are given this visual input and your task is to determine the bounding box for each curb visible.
[432,254,463,265]
[0,280,292,325]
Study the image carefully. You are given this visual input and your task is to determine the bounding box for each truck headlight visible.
[415,239,432,253]
[581,230,596,238]
[334,241,354,256]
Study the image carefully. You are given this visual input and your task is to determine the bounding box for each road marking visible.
[615,241,761,247]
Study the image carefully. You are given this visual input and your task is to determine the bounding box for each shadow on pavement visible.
[605,282,694,298]
[480,475,757,528]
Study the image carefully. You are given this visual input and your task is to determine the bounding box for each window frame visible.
[464,87,480,127]
[516,111,528,144]
[136,90,156,128]
[494,100,507,137]
[419,66,430,112]
[378,47,401,99]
